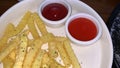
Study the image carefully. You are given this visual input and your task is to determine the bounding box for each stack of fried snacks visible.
[0,11,81,68]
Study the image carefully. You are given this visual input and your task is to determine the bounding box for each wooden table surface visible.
[0,0,120,22]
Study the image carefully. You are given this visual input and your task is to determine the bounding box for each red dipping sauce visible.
[42,3,68,21]
[68,18,97,41]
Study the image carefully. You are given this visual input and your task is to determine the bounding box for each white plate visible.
[0,0,113,68]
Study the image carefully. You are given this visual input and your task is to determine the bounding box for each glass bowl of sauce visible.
[65,13,102,45]
[38,0,71,27]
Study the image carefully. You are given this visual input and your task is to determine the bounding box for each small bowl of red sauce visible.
[65,13,102,45]
[38,0,71,27]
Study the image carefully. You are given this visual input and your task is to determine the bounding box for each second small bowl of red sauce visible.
[65,13,102,45]
[38,0,71,27]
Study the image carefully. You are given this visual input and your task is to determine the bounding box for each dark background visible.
[0,0,120,22]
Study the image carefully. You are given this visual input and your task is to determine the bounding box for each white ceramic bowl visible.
[65,13,102,45]
[38,0,71,27]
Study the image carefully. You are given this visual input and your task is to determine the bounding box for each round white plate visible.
[0,0,113,68]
